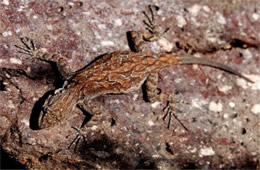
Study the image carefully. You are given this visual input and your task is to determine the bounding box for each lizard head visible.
[38,89,75,129]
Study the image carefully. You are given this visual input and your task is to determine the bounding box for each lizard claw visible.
[162,100,189,132]
[142,5,170,41]
[14,37,36,57]
[142,5,159,34]
[67,126,87,152]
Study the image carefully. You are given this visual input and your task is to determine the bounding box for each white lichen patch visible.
[0,116,10,129]
[176,15,187,28]
[5,73,11,78]
[174,78,183,83]
[252,13,259,21]
[150,42,160,53]
[216,12,226,25]
[92,47,97,52]
[191,148,198,154]
[242,49,253,59]
[132,94,138,101]
[40,48,48,53]
[101,40,114,46]
[68,2,74,7]
[114,18,122,26]
[2,30,12,37]
[158,37,173,52]
[191,98,207,109]
[232,119,242,127]
[193,53,202,58]
[247,74,260,90]
[10,58,22,64]
[21,119,29,126]
[228,102,236,108]
[110,99,119,104]
[1,0,9,5]
[209,101,223,112]
[0,59,4,64]
[15,28,21,34]
[236,78,248,89]
[17,6,25,12]
[32,15,38,19]
[151,101,161,108]
[206,36,217,43]
[199,147,215,157]
[202,6,211,13]
[97,24,106,29]
[179,137,188,142]
[251,104,260,114]
[152,154,160,158]
[147,120,154,126]
[218,85,232,93]
[8,100,15,108]
[223,113,229,119]
[46,24,53,30]
[91,125,98,131]
[188,4,201,17]
[188,146,197,153]
[76,31,81,36]
[82,11,91,15]
[107,32,112,37]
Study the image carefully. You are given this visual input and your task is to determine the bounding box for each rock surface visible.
[0,0,259,169]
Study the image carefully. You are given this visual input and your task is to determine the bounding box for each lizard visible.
[15,5,253,149]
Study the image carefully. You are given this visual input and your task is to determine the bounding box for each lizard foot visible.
[142,5,170,41]
[162,95,189,132]
[14,37,36,57]
[15,37,72,78]
[127,5,170,53]
[67,126,88,152]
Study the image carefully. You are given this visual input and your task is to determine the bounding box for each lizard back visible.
[70,51,182,99]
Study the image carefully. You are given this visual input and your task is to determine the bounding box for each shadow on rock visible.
[29,90,55,130]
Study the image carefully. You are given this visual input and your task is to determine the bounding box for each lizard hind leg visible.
[144,72,189,131]
[127,5,170,53]
[142,5,169,40]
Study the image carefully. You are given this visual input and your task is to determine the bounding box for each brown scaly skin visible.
[15,5,253,149]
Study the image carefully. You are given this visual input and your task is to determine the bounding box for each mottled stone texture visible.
[0,0,259,169]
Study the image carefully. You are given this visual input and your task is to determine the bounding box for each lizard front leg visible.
[68,99,105,151]
[144,72,189,131]
[15,37,72,80]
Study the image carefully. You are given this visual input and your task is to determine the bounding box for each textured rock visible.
[0,0,259,169]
